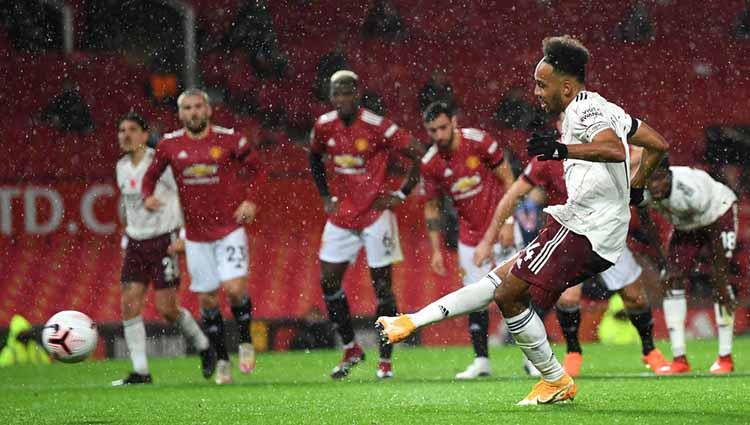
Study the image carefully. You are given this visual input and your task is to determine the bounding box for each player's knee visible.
[557,292,579,309]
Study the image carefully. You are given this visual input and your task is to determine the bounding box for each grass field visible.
[2,338,749,425]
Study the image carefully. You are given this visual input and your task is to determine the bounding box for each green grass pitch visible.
[2,338,749,425]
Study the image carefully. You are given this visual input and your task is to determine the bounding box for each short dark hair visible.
[422,101,455,123]
[542,35,590,83]
[118,112,149,131]
[655,155,671,172]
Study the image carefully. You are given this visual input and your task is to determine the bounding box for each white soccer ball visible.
[42,311,98,363]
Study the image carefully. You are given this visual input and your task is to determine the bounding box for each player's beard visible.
[185,117,208,135]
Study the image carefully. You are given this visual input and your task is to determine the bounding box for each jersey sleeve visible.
[419,146,441,200]
[381,117,412,152]
[521,158,542,187]
[570,98,614,143]
[478,133,504,169]
[142,143,171,198]
[240,149,269,204]
[309,122,327,154]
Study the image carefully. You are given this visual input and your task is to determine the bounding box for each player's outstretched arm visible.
[473,178,534,267]
[628,121,669,189]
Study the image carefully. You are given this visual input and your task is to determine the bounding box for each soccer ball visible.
[42,311,98,363]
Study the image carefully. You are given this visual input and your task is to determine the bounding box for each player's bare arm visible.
[424,197,446,276]
[373,137,425,210]
[474,177,534,267]
[492,158,517,247]
[628,121,670,189]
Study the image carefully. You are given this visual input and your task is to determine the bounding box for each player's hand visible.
[233,201,258,224]
[143,196,162,211]
[527,132,567,161]
[323,196,339,215]
[499,223,514,248]
[431,249,446,276]
[372,191,406,211]
[167,239,185,255]
[473,239,493,267]
[715,284,737,314]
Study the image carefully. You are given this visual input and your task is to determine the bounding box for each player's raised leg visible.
[155,287,216,378]
[376,269,502,344]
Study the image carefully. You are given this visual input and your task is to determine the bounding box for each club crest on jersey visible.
[129,178,137,189]
[183,163,218,177]
[209,146,224,160]
[178,150,188,159]
[465,156,480,170]
[354,138,369,152]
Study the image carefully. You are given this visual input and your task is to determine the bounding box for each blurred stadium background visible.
[1,0,749,359]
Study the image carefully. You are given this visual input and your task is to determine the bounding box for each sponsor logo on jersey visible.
[451,175,482,200]
[209,146,224,160]
[333,155,364,168]
[465,155,481,170]
[183,164,219,178]
[354,138,369,152]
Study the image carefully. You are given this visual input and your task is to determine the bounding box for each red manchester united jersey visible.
[421,128,505,246]
[310,107,412,229]
[142,125,262,242]
[521,157,567,206]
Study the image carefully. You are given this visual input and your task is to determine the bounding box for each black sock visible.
[556,305,582,354]
[231,296,253,344]
[468,310,489,358]
[323,287,355,345]
[201,307,229,361]
[376,294,398,360]
[628,309,656,356]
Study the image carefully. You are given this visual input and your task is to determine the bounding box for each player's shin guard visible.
[323,288,355,345]
[123,315,149,375]
[663,289,687,357]
[714,303,734,357]
[409,272,498,328]
[201,307,229,361]
[555,305,582,354]
[230,297,253,344]
[175,307,210,351]
[506,308,564,382]
[468,310,489,358]
[376,294,397,359]
[628,308,656,356]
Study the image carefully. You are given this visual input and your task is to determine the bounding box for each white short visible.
[598,246,642,291]
[458,241,517,285]
[184,227,249,293]
[319,210,403,268]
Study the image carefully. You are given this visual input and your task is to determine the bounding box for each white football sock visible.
[408,272,499,328]
[663,289,687,357]
[714,303,734,357]
[506,308,564,382]
[123,316,149,375]
[175,307,210,352]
